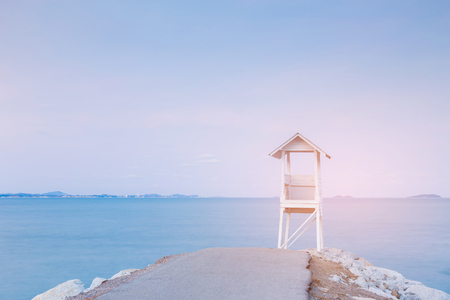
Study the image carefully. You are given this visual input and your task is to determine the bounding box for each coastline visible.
[32,248,450,300]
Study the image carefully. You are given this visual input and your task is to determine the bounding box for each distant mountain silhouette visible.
[41,191,68,196]
[407,194,441,199]
[0,191,69,197]
[0,191,200,198]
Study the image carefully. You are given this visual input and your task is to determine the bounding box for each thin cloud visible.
[197,158,219,163]
[123,174,137,178]
[182,154,220,166]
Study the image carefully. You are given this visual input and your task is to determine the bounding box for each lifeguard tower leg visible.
[284,213,291,249]
[277,208,284,248]
[316,208,323,251]
[320,216,324,249]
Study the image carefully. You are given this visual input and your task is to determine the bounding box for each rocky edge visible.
[308,248,450,300]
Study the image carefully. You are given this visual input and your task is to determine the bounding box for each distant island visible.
[333,195,353,198]
[407,194,442,199]
[0,191,200,198]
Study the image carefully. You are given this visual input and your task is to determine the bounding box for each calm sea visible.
[1,197,449,299]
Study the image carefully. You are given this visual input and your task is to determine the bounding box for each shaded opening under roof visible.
[269,133,331,159]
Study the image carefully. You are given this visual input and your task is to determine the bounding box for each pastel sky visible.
[1,1,449,197]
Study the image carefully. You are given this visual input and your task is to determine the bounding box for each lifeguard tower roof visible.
[269,133,331,159]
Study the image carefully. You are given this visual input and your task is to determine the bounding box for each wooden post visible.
[284,212,291,249]
[278,150,286,248]
[317,153,324,250]
[314,150,319,202]
[278,208,284,248]
[316,209,320,250]
[281,151,286,201]
[317,152,323,249]
[286,152,291,175]
[320,209,324,249]
[286,152,291,200]
[314,150,323,250]
[317,151,322,203]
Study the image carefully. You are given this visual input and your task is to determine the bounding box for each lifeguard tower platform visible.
[269,133,330,250]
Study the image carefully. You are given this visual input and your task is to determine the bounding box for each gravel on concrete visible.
[94,247,311,300]
[66,253,186,300]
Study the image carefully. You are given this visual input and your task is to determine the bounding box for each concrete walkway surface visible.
[96,247,311,300]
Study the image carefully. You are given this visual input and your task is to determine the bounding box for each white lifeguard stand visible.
[269,133,330,251]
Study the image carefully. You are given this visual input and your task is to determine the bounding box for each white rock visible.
[32,279,85,300]
[343,251,359,260]
[400,293,418,300]
[388,282,399,291]
[375,279,384,289]
[330,274,347,285]
[367,267,385,281]
[368,286,397,299]
[337,256,355,267]
[352,259,366,269]
[378,267,406,283]
[327,248,344,255]
[405,285,450,300]
[356,257,373,267]
[349,267,362,276]
[110,268,139,279]
[353,277,368,289]
[405,279,423,286]
[84,277,107,293]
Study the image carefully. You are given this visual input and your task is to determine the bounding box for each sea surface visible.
[1,197,449,300]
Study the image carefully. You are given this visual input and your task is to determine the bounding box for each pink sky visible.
[0,1,449,197]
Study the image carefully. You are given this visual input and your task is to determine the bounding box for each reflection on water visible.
[0,197,449,299]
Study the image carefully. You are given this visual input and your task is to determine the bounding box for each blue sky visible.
[1,1,449,197]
